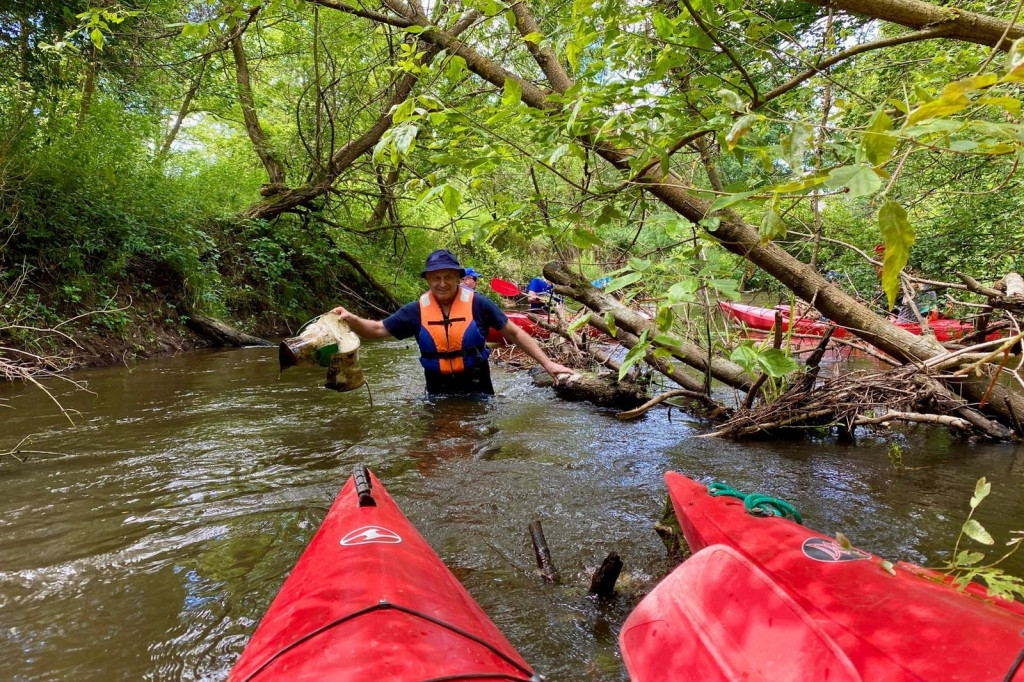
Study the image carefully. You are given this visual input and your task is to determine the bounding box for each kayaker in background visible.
[333,249,573,396]
[527,275,557,311]
[460,267,481,290]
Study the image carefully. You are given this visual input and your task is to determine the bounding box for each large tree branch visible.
[806,0,1024,49]
[241,6,481,221]
[231,21,287,185]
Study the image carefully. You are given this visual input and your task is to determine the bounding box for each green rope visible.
[708,481,803,524]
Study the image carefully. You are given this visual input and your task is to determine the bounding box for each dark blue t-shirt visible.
[383,290,509,340]
[527,277,552,295]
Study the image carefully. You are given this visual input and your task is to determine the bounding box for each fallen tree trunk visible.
[544,261,752,392]
[532,368,648,409]
[529,313,724,413]
[185,313,271,347]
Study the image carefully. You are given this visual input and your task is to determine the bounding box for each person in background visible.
[461,267,481,290]
[527,276,554,311]
[333,250,573,396]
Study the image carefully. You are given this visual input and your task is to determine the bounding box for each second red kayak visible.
[620,471,1024,681]
[230,466,540,682]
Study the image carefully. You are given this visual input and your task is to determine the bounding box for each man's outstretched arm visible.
[332,306,394,340]
[500,322,574,379]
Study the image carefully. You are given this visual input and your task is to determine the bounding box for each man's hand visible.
[329,306,392,340]
[543,361,577,386]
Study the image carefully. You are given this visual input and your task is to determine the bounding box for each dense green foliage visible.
[2,0,1023,358]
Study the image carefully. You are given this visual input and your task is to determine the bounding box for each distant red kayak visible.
[486,311,602,345]
[230,466,539,682]
[620,472,1024,681]
[720,300,978,342]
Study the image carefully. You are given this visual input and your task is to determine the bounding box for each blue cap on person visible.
[421,249,465,277]
[463,267,481,280]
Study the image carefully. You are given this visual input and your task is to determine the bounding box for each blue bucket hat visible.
[463,267,481,280]
[421,249,465,278]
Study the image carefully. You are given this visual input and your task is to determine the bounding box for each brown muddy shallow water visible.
[2,342,1024,681]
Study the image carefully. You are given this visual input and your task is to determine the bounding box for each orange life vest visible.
[416,287,489,374]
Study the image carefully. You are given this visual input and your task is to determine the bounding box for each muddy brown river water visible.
[2,342,1024,680]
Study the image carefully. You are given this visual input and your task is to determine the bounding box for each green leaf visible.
[726,114,759,150]
[956,550,986,566]
[768,172,827,194]
[730,343,760,374]
[1003,37,1024,82]
[942,74,997,98]
[978,96,1022,117]
[906,95,968,126]
[444,55,467,81]
[392,98,416,124]
[971,477,992,509]
[604,311,617,337]
[667,278,698,303]
[759,194,785,242]
[569,228,604,248]
[547,143,569,165]
[824,165,882,199]
[501,78,522,107]
[604,271,644,293]
[880,560,896,576]
[566,38,583,72]
[710,190,758,212]
[962,519,995,545]
[522,31,543,44]
[567,312,592,333]
[780,121,812,171]
[877,200,915,309]
[628,258,651,271]
[90,27,104,49]
[441,184,461,217]
[618,330,649,381]
[709,278,741,301]
[656,304,674,332]
[719,88,746,113]
[756,348,800,377]
[862,109,896,166]
[651,12,673,40]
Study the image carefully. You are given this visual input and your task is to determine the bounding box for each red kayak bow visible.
[230,466,541,682]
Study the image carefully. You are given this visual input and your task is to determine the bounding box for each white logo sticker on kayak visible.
[340,526,402,546]
[802,537,871,562]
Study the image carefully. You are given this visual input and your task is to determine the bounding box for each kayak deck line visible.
[239,599,539,682]
[230,465,543,682]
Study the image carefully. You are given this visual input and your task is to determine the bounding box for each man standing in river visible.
[333,249,573,395]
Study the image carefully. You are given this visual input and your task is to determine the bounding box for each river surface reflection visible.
[2,342,1023,680]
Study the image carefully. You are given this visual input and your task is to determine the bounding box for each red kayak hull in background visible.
[486,312,550,344]
[620,472,1024,682]
[230,470,537,682]
[719,300,981,342]
[486,311,603,345]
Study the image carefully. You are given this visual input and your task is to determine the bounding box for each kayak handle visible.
[354,464,376,507]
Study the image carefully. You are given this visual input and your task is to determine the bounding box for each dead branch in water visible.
[701,364,1013,441]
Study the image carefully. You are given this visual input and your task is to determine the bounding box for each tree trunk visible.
[185,313,271,347]
[159,55,208,158]
[77,58,98,131]
[231,35,287,185]
[544,261,752,391]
